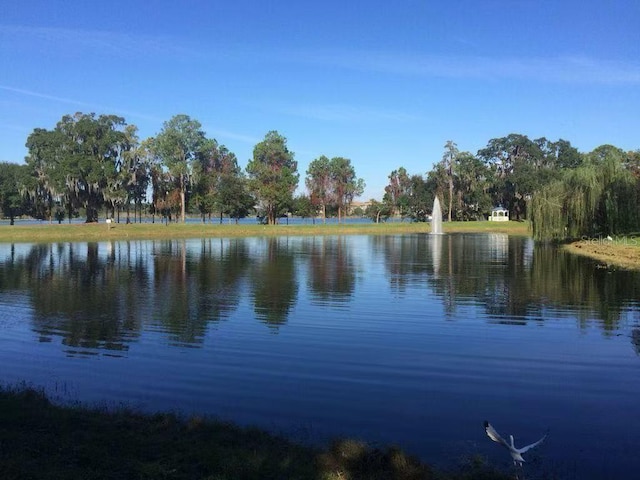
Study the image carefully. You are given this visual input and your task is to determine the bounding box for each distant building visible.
[489,206,509,222]
[348,200,372,215]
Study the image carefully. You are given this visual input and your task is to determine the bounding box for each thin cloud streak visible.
[3,24,638,85]
[206,127,259,145]
[1,85,257,145]
[0,85,96,108]
[0,85,163,122]
[0,122,28,134]
[275,103,419,123]
[285,49,640,85]
[0,24,203,60]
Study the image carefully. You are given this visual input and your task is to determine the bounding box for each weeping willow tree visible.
[531,145,639,242]
[529,180,567,242]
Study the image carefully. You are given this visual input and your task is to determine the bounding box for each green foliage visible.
[246,131,298,225]
[530,180,566,241]
[476,134,583,221]
[406,174,433,222]
[105,124,143,220]
[306,155,332,221]
[453,152,492,220]
[1,386,515,480]
[25,113,134,223]
[477,134,541,220]
[153,115,208,223]
[189,140,247,223]
[426,144,494,222]
[291,194,317,220]
[384,167,411,218]
[393,135,587,225]
[329,156,365,222]
[306,155,365,222]
[382,171,432,222]
[442,140,458,221]
[425,162,448,210]
[0,386,317,480]
[13,115,640,234]
[0,162,29,223]
[218,171,254,223]
[24,127,65,220]
[365,199,393,223]
[546,138,583,169]
[588,145,639,233]
[531,145,640,241]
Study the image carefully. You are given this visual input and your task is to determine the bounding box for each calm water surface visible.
[1,233,639,479]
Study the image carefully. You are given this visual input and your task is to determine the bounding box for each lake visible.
[1,233,639,479]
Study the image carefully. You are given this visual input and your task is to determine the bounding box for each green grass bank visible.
[0,220,530,244]
[0,386,512,480]
[563,236,640,271]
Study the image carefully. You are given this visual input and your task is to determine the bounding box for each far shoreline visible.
[2,220,639,270]
[0,219,530,243]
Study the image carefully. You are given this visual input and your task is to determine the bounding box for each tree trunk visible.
[448,177,453,222]
[180,188,186,223]
[86,205,99,223]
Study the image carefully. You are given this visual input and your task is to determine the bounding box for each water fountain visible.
[431,196,443,234]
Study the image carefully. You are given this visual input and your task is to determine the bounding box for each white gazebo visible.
[489,206,509,222]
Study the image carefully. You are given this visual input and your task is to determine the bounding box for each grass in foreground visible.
[0,220,531,244]
[0,386,511,480]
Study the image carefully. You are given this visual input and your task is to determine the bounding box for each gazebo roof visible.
[491,206,509,212]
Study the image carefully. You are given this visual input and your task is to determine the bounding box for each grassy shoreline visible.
[0,220,530,243]
[0,386,510,480]
[564,236,640,270]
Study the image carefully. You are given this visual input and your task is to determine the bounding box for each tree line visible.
[1,112,638,241]
[0,113,364,226]
[370,134,640,241]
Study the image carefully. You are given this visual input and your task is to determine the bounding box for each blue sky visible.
[1,0,638,200]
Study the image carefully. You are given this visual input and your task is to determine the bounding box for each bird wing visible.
[484,421,510,448]
[516,433,547,454]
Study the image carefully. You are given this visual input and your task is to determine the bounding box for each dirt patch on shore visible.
[565,239,640,270]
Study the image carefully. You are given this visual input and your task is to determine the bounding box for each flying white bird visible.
[484,421,547,465]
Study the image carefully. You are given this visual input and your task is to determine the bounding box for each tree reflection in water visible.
[0,234,638,355]
[373,233,639,334]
